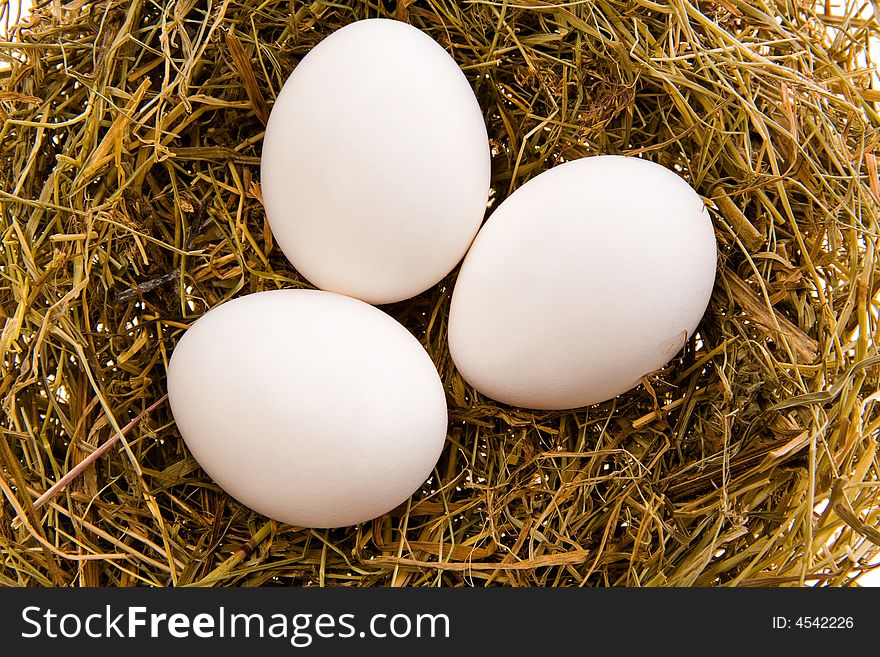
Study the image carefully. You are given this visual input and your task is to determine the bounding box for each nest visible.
[1,0,879,587]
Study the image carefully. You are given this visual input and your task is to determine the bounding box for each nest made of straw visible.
[1,0,879,587]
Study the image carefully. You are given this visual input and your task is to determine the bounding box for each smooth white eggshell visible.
[167,289,448,528]
[260,19,491,304]
[448,155,717,410]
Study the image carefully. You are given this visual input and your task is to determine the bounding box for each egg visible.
[448,155,718,410]
[260,19,491,305]
[166,289,448,528]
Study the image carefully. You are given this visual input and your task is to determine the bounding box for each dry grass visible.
[1,0,879,587]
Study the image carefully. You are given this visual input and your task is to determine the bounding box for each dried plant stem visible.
[12,395,169,528]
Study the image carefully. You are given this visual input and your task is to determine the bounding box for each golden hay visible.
[1,0,878,586]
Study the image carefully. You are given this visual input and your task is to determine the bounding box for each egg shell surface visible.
[166,289,448,528]
[448,155,718,410]
[260,18,491,304]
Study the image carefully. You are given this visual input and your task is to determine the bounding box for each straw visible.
[1,0,878,587]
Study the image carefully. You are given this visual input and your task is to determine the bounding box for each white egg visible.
[448,155,718,410]
[166,289,448,528]
[260,19,491,305]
